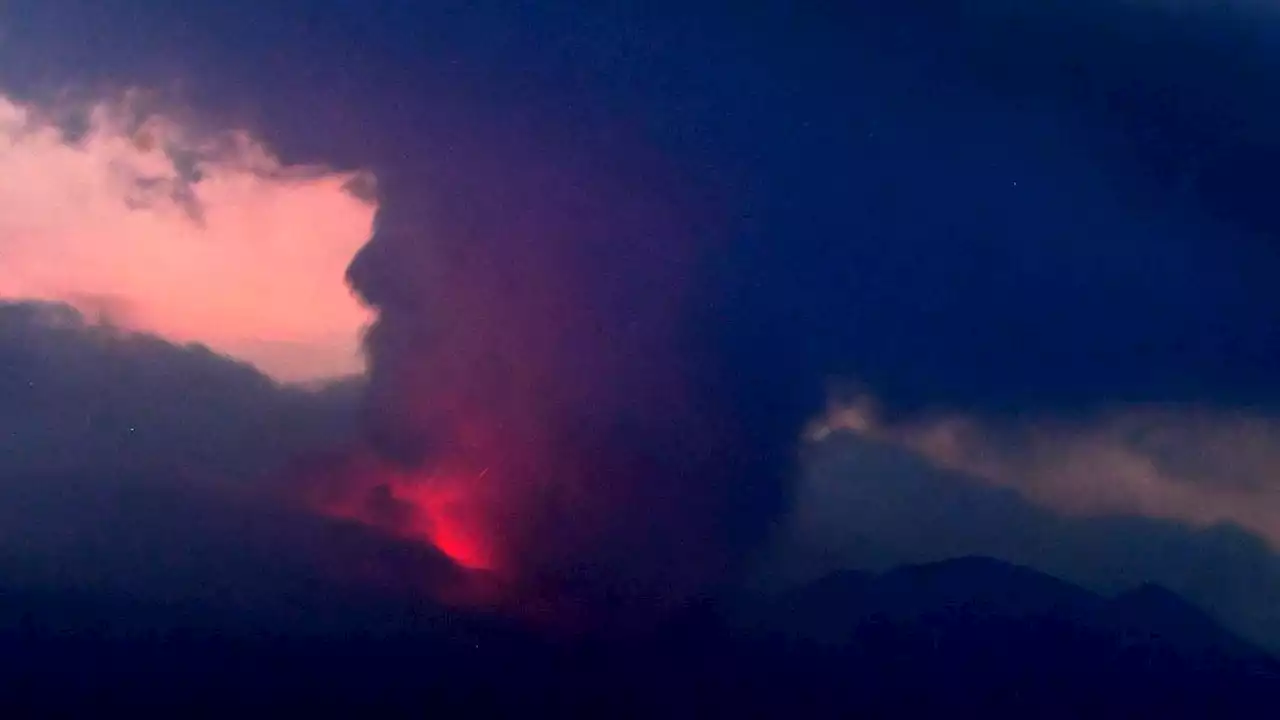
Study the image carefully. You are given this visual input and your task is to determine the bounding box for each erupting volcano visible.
[298,444,518,608]
[321,464,497,572]
[393,475,495,572]
[297,130,795,620]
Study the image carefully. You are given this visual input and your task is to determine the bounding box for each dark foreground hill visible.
[2,556,1278,717]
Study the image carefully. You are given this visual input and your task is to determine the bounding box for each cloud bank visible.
[0,300,468,628]
[0,299,358,490]
[0,90,376,382]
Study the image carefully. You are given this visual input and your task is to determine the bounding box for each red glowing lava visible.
[391,478,495,571]
[308,453,504,579]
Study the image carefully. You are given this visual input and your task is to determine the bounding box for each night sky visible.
[4,0,1280,653]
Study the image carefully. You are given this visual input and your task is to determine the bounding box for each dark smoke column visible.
[341,128,794,614]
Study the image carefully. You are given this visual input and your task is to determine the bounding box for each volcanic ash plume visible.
[315,136,792,616]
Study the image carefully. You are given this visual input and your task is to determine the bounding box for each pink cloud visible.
[0,91,376,382]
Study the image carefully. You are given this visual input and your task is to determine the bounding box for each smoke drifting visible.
[808,394,1280,552]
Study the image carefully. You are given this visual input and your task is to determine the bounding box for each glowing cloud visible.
[0,91,376,382]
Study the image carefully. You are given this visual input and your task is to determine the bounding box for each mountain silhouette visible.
[3,556,1278,716]
[735,557,1280,716]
